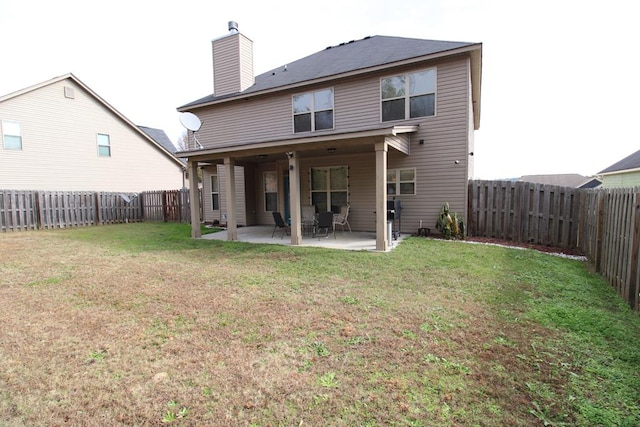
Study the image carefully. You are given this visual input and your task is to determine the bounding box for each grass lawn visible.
[0,222,638,426]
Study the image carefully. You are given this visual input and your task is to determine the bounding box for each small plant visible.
[435,202,465,239]
[311,341,330,357]
[162,401,189,423]
[340,295,359,305]
[88,350,106,363]
[318,372,339,388]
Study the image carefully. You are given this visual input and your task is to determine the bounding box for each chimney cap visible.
[228,21,239,33]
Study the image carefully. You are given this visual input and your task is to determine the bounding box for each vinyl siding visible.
[601,171,640,188]
[212,33,254,96]
[0,79,184,191]
[197,55,473,234]
[201,164,248,225]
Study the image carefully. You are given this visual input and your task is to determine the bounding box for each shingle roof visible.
[599,149,640,174]
[138,126,176,153]
[520,174,591,188]
[180,35,478,109]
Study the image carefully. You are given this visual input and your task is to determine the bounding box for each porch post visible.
[375,141,388,251]
[188,159,201,238]
[288,152,302,245]
[224,157,238,241]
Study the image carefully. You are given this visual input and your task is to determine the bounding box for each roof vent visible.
[228,21,239,33]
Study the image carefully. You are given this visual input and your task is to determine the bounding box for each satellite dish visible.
[179,112,204,149]
[180,112,202,131]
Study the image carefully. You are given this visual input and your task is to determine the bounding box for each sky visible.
[1,0,638,179]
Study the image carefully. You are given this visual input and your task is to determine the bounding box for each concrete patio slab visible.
[199,225,406,251]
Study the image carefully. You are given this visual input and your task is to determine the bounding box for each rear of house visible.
[178,23,482,250]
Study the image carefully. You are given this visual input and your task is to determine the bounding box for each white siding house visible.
[0,74,185,192]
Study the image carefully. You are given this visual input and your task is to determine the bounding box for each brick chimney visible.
[212,21,254,96]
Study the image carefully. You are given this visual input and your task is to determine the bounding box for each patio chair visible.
[333,204,351,233]
[301,205,316,236]
[316,211,335,239]
[271,211,290,239]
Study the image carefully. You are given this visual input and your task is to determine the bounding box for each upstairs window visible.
[387,168,416,196]
[381,68,436,122]
[97,133,111,157]
[2,121,22,150]
[293,88,334,133]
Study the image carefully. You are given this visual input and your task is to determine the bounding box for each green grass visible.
[0,222,638,426]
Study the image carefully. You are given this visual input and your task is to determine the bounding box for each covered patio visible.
[199,225,408,251]
[182,125,417,252]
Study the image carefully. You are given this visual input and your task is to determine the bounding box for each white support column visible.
[188,159,201,238]
[288,152,302,245]
[224,157,238,241]
[375,141,388,251]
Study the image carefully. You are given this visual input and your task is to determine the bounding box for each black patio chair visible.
[271,211,290,239]
[316,211,335,239]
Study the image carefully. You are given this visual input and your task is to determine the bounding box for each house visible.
[177,22,482,251]
[0,73,186,192]
[598,149,640,188]
[520,174,601,189]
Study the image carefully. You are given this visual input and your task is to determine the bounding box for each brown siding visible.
[212,33,254,97]
[199,56,473,234]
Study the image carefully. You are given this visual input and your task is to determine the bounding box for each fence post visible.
[595,191,604,272]
[628,191,640,310]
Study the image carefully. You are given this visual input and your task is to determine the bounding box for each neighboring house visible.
[177,23,482,251]
[0,73,185,192]
[598,149,640,188]
[520,174,601,189]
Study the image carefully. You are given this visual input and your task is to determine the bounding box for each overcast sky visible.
[1,0,637,179]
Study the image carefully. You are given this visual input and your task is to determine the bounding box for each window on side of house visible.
[381,68,436,122]
[292,88,334,133]
[387,168,416,196]
[2,120,22,150]
[97,133,111,157]
[210,174,219,211]
[264,171,277,212]
[310,166,348,213]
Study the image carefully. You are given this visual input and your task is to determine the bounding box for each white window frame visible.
[387,168,416,196]
[2,120,22,150]
[264,171,278,212]
[292,88,334,133]
[210,174,219,211]
[97,133,111,157]
[380,68,436,122]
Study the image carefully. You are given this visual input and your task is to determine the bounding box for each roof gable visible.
[599,149,640,174]
[180,35,480,108]
[1,73,184,168]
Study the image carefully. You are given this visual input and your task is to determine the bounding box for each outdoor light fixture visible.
[327,147,336,154]
[419,139,425,145]
[258,154,267,159]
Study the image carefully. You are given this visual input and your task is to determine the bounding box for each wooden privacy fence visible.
[0,189,196,232]
[469,180,640,311]
[142,189,193,222]
[468,180,580,248]
[577,188,640,311]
